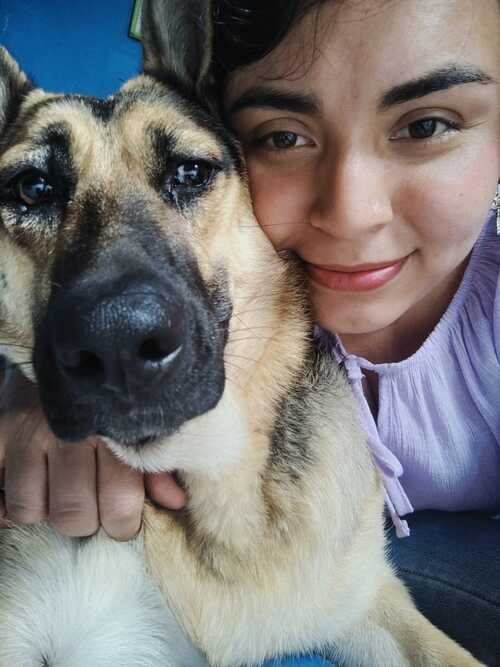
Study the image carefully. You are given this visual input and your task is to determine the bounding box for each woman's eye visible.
[391,118,459,141]
[261,131,310,150]
[12,172,54,207]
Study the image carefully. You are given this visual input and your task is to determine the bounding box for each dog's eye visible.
[13,172,54,207]
[166,161,214,194]
[173,161,212,188]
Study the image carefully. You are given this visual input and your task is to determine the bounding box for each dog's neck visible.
[174,257,313,566]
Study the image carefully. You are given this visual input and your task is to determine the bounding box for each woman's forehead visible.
[225,0,499,105]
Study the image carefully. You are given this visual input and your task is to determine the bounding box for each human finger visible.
[0,369,46,527]
[47,437,99,537]
[3,402,49,525]
[145,471,186,510]
[97,441,144,541]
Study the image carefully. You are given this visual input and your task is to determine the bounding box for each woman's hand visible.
[0,368,186,539]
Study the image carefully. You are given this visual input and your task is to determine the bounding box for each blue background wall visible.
[0,0,142,97]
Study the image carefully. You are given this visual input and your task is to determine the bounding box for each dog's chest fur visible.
[0,346,385,667]
[137,353,385,666]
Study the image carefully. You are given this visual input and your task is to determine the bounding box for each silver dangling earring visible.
[494,182,500,236]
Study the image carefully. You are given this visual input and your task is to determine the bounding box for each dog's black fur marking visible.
[42,122,77,209]
[147,126,178,189]
[73,95,117,123]
[58,191,106,275]
[1,94,117,156]
[0,96,58,151]
[269,342,318,482]
[140,71,245,177]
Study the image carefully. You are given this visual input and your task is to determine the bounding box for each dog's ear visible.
[141,0,213,96]
[0,47,33,138]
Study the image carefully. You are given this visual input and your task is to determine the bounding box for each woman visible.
[214,2,500,664]
[1,0,499,664]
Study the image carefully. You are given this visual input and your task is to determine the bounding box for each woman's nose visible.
[309,152,394,238]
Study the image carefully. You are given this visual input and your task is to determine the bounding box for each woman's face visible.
[225,0,500,337]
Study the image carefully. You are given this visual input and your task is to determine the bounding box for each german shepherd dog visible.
[0,2,484,666]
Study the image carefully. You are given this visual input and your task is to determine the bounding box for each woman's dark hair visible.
[213,0,500,80]
[212,0,329,79]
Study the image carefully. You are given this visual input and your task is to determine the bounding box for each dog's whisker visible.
[224,352,260,364]
[158,427,249,442]
[226,335,275,344]
[228,322,274,339]
[229,319,278,337]
[231,286,301,298]
[231,306,286,317]
[224,376,247,393]
[228,322,277,330]
[229,327,276,337]
[222,359,248,376]
[239,221,310,229]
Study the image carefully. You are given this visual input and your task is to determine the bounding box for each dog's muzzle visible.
[33,271,227,446]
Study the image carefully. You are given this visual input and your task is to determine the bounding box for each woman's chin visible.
[312,290,408,338]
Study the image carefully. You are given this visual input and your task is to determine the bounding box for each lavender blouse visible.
[319,211,500,537]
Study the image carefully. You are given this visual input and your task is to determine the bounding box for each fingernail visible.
[110,521,143,542]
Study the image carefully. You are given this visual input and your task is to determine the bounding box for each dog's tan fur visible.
[0,5,484,665]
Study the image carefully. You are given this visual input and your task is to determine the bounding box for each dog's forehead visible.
[115,75,225,159]
[2,77,226,173]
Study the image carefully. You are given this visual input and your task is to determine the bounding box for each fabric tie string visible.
[322,339,414,537]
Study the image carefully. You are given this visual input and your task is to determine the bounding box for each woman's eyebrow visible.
[228,87,321,116]
[378,63,495,111]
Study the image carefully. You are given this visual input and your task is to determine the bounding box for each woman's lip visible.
[306,256,408,292]
[311,259,405,272]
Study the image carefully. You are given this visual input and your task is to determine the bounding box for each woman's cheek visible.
[246,159,312,250]
[399,149,497,246]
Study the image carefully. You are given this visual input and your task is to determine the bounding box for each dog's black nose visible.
[34,267,227,444]
[52,279,184,396]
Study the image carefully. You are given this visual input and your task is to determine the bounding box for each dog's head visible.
[0,1,308,471]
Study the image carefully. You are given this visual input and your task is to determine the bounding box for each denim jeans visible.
[388,510,500,667]
[260,510,500,667]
